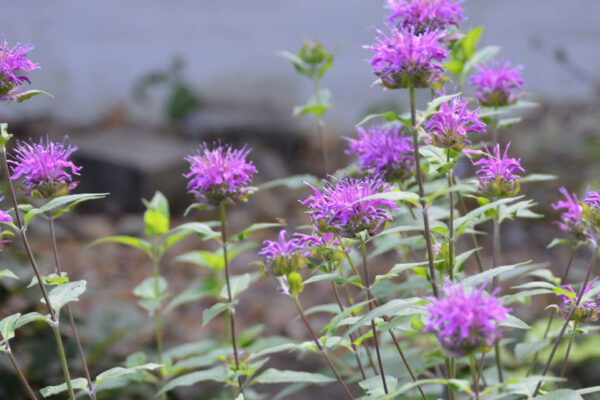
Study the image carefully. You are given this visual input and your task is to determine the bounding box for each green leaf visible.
[259,174,320,191]
[515,339,551,363]
[229,222,284,242]
[461,26,483,59]
[577,386,600,396]
[133,276,169,315]
[461,261,528,287]
[219,273,251,300]
[25,193,109,224]
[501,314,530,330]
[143,191,170,236]
[538,389,583,400]
[254,368,334,384]
[28,272,69,288]
[355,189,419,206]
[454,196,521,234]
[294,89,331,117]
[0,123,13,146]
[424,92,462,117]
[44,280,87,314]
[202,302,236,326]
[95,363,161,387]
[355,111,399,127]
[0,313,20,343]
[158,366,229,395]
[14,89,53,103]
[0,269,18,280]
[520,173,557,183]
[88,235,152,256]
[16,312,51,329]
[40,378,88,398]
[172,222,220,241]
[176,250,224,270]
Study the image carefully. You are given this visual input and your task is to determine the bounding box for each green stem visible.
[360,237,388,394]
[48,215,96,399]
[52,325,76,400]
[219,203,243,395]
[470,354,480,400]
[150,239,167,400]
[532,247,599,397]
[409,84,439,298]
[557,320,577,388]
[444,358,455,400]
[294,296,355,400]
[314,78,329,174]
[492,216,503,383]
[446,148,455,281]
[1,333,38,400]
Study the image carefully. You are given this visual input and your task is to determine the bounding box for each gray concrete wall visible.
[1,1,599,131]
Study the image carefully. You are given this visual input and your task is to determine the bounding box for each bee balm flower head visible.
[472,143,524,198]
[10,137,82,199]
[184,143,257,207]
[0,41,39,101]
[468,60,525,107]
[386,0,465,34]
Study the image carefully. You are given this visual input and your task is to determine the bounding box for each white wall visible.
[1,1,599,131]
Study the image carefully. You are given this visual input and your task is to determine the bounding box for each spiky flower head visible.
[345,124,414,182]
[581,188,600,243]
[10,137,82,199]
[184,144,257,206]
[424,95,486,151]
[386,0,465,33]
[364,27,448,89]
[258,230,308,296]
[468,60,525,107]
[301,176,398,238]
[472,143,524,198]
[426,282,509,357]
[552,187,585,239]
[555,280,600,323]
[0,41,39,101]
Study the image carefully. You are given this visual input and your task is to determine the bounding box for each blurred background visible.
[2,1,600,399]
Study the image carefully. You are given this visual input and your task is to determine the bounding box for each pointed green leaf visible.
[44,280,87,314]
[95,363,161,387]
[229,222,284,242]
[202,301,236,327]
[0,313,20,343]
[254,368,334,384]
[0,269,18,280]
[219,273,251,300]
[40,378,88,398]
[158,366,229,395]
[16,312,51,329]
[88,235,152,256]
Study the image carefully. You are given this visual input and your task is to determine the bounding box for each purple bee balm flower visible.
[386,0,465,33]
[345,124,414,182]
[259,230,307,262]
[581,188,600,243]
[364,27,448,89]
[295,230,343,264]
[426,281,509,357]
[10,137,82,198]
[259,230,309,295]
[425,95,486,151]
[468,60,525,107]
[552,187,584,238]
[300,176,398,238]
[0,41,39,101]
[472,143,524,198]
[556,280,599,323]
[0,197,12,251]
[184,144,257,206]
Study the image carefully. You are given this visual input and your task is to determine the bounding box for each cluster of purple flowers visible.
[472,143,524,198]
[364,27,448,89]
[556,280,600,323]
[386,0,465,33]
[553,187,584,238]
[424,95,486,151]
[301,177,398,238]
[184,144,257,206]
[426,282,509,357]
[553,187,600,243]
[10,137,82,198]
[0,41,39,101]
[345,124,414,181]
[469,60,525,107]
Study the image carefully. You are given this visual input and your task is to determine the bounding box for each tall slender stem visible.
[491,216,503,383]
[151,246,167,400]
[360,238,388,394]
[294,296,355,400]
[526,247,577,376]
[1,332,39,400]
[446,149,455,281]
[48,215,95,400]
[219,203,243,395]
[1,147,74,400]
[557,320,577,388]
[314,79,329,174]
[470,354,480,400]
[532,247,599,397]
[409,84,439,298]
[52,326,75,400]
[330,280,367,380]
